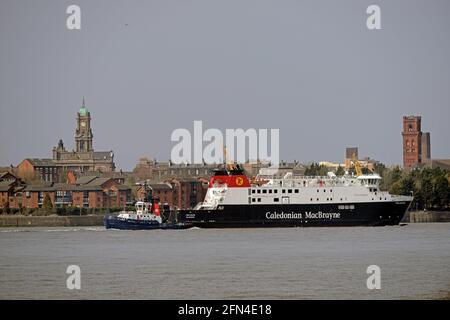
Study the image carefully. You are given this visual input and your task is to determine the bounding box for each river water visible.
[1,223,449,299]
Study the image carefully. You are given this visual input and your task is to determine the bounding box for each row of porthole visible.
[251,189,300,194]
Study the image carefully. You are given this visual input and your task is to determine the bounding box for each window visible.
[257,190,261,194]
[269,189,273,194]
[274,198,279,202]
[274,190,278,194]
[282,189,286,193]
[288,189,292,194]
[252,198,256,203]
[251,189,255,194]
[294,189,299,193]
[257,198,261,203]
[262,189,267,194]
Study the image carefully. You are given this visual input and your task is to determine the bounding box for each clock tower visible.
[75,97,93,152]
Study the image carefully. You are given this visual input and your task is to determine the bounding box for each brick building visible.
[14,176,132,209]
[135,178,208,209]
[0,172,25,209]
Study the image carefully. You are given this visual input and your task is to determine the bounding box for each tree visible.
[380,166,402,191]
[42,193,53,210]
[335,165,345,176]
[419,176,433,210]
[373,162,387,176]
[432,175,449,209]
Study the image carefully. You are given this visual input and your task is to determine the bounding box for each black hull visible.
[178,201,412,228]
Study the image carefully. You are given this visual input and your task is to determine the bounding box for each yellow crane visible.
[351,153,363,177]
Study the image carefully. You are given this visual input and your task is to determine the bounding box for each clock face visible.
[81,121,86,127]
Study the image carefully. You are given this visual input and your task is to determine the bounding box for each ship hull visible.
[104,215,161,230]
[104,215,193,230]
[178,200,412,228]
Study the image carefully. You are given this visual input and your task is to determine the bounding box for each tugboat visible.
[177,162,413,228]
[104,184,192,230]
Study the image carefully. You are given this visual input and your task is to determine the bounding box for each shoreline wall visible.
[402,211,450,223]
[0,215,104,228]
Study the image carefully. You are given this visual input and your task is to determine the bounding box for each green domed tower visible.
[75,97,93,152]
[78,97,89,116]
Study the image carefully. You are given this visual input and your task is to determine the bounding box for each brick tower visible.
[402,116,422,168]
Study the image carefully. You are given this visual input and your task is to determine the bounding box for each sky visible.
[0,0,449,171]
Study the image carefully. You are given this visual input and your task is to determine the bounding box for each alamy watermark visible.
[66,265,81,290]
[66,5,81,30]
[366,5,381,30]
[366,265,381,290]
[170,121,280,167]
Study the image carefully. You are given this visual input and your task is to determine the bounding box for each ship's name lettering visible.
[265,211,341,219]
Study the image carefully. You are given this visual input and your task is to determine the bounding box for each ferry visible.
[177,164,413,228]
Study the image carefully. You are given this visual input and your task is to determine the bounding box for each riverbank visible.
[0,215,104,228]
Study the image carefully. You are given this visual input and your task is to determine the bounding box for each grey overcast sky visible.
[0,0,449,170]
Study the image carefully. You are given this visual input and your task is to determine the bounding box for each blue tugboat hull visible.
[104,215,160,230]
[104,215,192,230]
